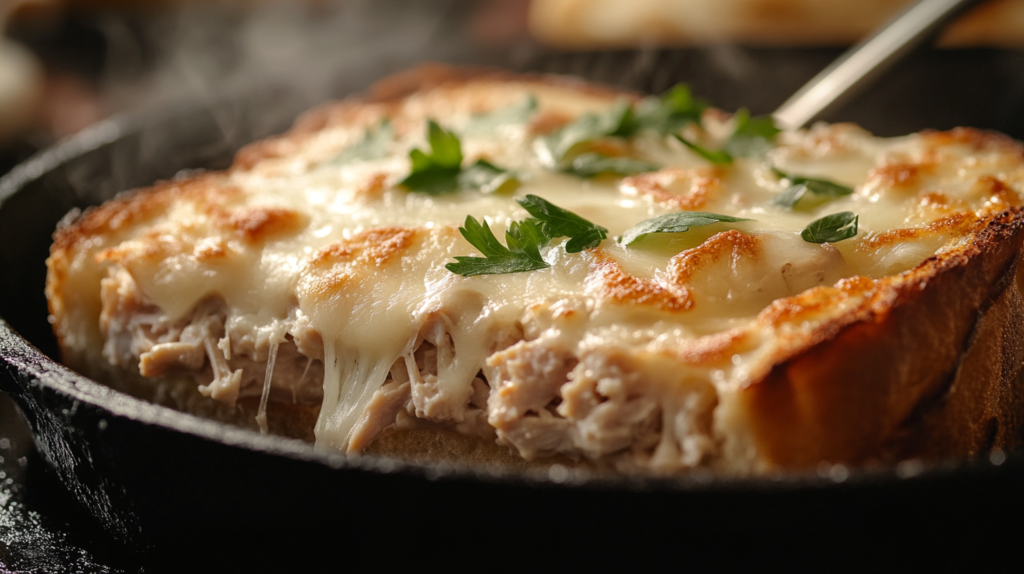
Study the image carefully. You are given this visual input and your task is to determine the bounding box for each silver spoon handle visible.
[773,0,986,131]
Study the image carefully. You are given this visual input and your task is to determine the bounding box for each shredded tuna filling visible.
[98,265,719,469]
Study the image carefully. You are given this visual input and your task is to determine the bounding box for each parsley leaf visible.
[619,212,751,246]
[329,119,393,164]
[420,120,462,167]
[538,94,703,177]
[517,194,608,253]
[801,212,859,243]
[539,99,635,165]
[465,95,538,135]
[401,120,520,195]
[672,109,781,165]
[563,226,609,254]
[446,196,609,276]
[536,89,776,174]
[445,216,550,276]
[723,109,781,158]
[399,120,463,194]
[457,159,521,194]
[634,84,708,135]
[771,168,854,210]
[674,134,734,165]
[541,85,708,165]
[562,153,659,178]
[543,84,708,163]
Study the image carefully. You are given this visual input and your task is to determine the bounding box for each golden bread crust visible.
[739,210,1024,467]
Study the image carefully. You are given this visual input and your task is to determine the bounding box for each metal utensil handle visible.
[773,0,986,131]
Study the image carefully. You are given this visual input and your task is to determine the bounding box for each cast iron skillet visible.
[3,52,1024,571]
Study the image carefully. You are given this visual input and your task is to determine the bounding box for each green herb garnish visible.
[674,134,734,165]
[541,85,710,164]
[465,95,538,135]
[562,153,659,178]
[446,195,609,276]
[399,120,463,194]
[619,212,751,246]
[445,216,550,276]
[633,84,709,135]
[771,168,854,210]
[400,120,519,195]
[458,159,521,194]
[539,99,636,165]
[517,194,608,253]
[537,85,710,176]
[537,86,779,172]
[723,109,781,158]
[329,119,393,164]
[672,109,781,165]
[801,212,859,243]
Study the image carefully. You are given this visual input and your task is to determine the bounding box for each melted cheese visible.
[255,341,279,434]
[74,79,1024,461]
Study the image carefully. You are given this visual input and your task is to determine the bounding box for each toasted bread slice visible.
[47,64,1024,473]
[528,0,1024,48]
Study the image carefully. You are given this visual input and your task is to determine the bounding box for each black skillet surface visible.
[5,45,1024,572]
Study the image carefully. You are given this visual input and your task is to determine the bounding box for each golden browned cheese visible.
[46,65,1024,473]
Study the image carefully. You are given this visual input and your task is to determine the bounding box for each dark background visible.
[4,1,1024,571]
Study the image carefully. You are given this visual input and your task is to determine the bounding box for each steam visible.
[94,0,483,150]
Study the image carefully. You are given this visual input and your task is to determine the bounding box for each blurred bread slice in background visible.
[529,0,1024,49]
[0,0,44,146]
[2,0,104,148]
[0,38,42,145]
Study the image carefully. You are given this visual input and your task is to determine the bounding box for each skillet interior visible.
[4,51,1024,570]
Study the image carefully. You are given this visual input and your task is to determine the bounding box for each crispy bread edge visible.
[739,209,1024,468]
